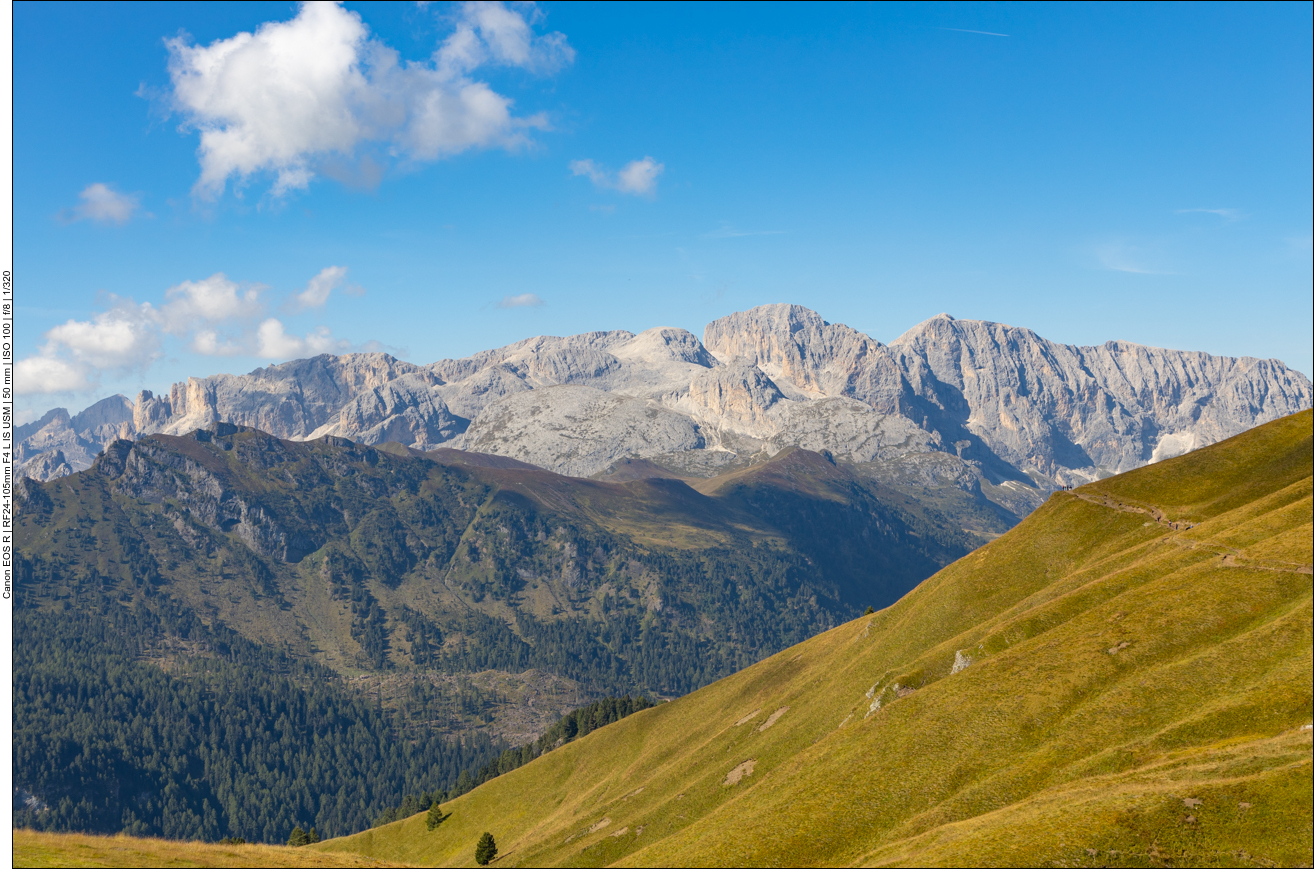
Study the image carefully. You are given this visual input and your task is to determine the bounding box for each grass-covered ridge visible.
[320,410,1313,867]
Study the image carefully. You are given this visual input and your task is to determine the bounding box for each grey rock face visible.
[769,399,936,464]
[156,353,427,438]
[457,385,706,477]
[684,359,786,435]
[888,314,1313,483]
[16,396,135,481]
[433,364,532,421]
[702,303,912,411]
[327,374,464,448]
[72,394,135,434]
[19,449,74,481]
[24,305,1311,519]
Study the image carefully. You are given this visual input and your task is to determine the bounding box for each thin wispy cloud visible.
[570,157,664,196]
[1175,207,1245,221]
[941,27,1010,37]
[497,293,544,308]
[702,222,786,239]
[288,265,350,311]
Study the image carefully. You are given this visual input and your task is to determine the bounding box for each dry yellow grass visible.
[12,829,415,868]
[318,410,1313,867]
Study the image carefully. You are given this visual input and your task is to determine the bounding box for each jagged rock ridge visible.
[20,305,1311,521]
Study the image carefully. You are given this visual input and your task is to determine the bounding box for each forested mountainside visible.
[13,422,974,842]
[22,306,1310,526]
[13,602,504,843]
[325,410,1313,868]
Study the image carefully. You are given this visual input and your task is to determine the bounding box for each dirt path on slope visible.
[1067,492,1312,575]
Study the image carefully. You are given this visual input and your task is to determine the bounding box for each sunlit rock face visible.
[21,305,1311,522]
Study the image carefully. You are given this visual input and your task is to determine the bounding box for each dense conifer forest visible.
[12,599,507,843]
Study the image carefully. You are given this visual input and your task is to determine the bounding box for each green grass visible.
[317,410,1313,867]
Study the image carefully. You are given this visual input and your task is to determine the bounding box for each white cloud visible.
[44,302,163,370]
[255,318,349,359]
[15,356,92,395]
[571,156,664,196]
[60,183,140,224]
[15,266,366,395]
[190,329,247,357]
[569,159,606,186]
[161,273,265,334]
[496,293,544,308]
[436,1,574,77]
[166,1,572,198]
[17,297,162,395]
[615,157,664,195]
[290,265,349,311]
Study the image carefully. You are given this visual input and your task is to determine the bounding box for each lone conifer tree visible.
[475,832,498,865]
[287,827,309,847]
[426,799,446,831]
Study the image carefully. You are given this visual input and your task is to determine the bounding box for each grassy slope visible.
[319,410,1313,868]
[12,830,412,868]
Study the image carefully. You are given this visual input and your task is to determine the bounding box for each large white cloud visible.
[161,273,265,334]
[167,1,572,197]
[16,356,92,396]
[19,300,163,395]
[43,302,163,370]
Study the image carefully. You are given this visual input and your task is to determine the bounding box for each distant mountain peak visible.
[19,305,1312,525]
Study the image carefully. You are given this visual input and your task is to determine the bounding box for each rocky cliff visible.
[21,304,1311,522]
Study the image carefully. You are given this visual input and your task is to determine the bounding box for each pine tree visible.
[308,828,321,844]
[426,800,446,831]
[287,827,310,847]
[475,831,497,865]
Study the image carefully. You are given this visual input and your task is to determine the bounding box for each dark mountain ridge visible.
[14,422,975,843]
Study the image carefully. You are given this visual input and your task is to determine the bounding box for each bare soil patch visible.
[735,708,762,726]
[724,759,756,786]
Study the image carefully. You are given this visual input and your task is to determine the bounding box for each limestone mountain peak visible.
[20,305,1312,526]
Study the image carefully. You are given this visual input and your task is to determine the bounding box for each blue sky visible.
[14,1,1313,422]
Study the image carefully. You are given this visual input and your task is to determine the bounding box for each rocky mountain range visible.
[21,303,1311,520]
